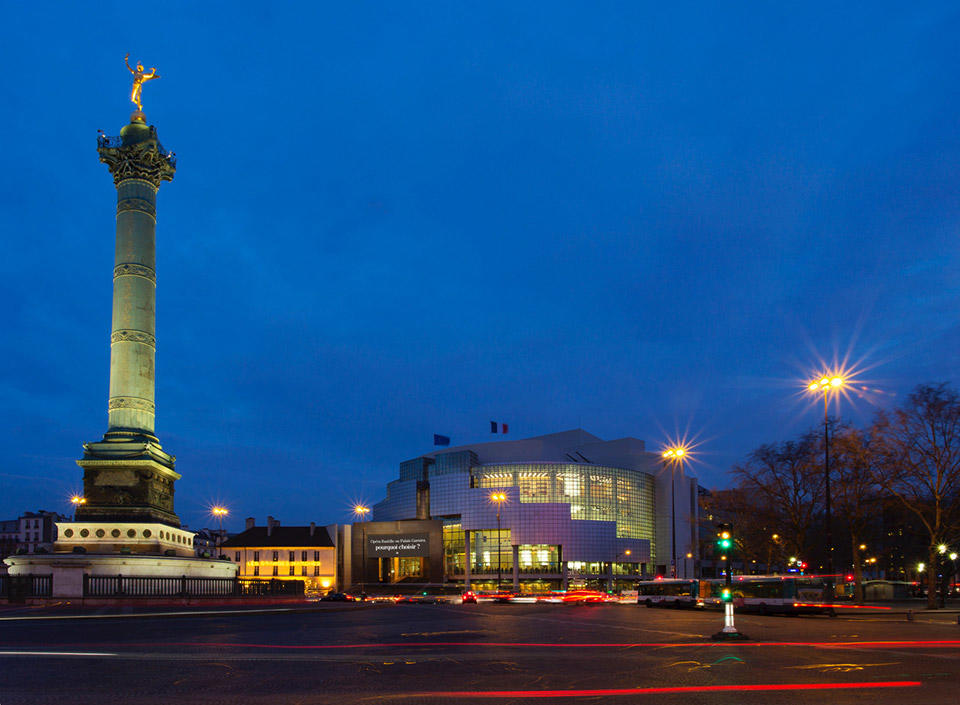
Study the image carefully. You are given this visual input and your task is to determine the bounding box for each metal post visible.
[497,506,502,591]
[360,523,366,599]
[671,460,677,578]
[823,392,834,600]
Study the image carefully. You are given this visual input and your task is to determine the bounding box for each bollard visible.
[906,609,913,622]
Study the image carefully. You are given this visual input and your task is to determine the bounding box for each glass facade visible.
[475,463,655,547]
[470,529,513,572]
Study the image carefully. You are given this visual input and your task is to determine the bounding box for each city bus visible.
[635,579,709,608]
[704,576,835,615]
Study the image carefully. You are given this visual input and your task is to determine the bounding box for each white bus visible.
[635,579,709,608]
[704,576,835,615]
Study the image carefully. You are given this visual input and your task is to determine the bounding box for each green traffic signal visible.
[721,588,732,602]
[717,527,732,550]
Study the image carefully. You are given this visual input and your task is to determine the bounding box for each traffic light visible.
[720,587,732,602]
[717,523,733,551]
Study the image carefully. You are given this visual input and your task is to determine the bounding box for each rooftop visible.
[221,526,335,548]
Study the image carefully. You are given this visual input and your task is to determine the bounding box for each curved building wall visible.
[472,463,655,544]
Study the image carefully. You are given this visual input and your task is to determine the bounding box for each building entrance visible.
[378,556,425,583]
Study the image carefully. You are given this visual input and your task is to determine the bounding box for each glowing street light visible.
[661,446,689,578]
[70,495,86,520]
[353,505,370,598]
[808,373,845,599]
[490,492,508,591]
[210,506,228,557]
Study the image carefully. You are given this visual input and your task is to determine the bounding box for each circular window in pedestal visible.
[64,529,74,538]
[111,529,121,538]
[80,529,89,537]
[143,529,152,538]
[127,529,136,538]
[96,529,105,538]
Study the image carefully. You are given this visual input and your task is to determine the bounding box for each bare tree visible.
[830,426,883,602]
[708,487,779,571]
[731,434,823,567]
[872,384,960,609]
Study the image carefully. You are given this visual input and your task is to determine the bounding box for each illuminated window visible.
[314,566,319,576]
[314,551,320,561]
[301,566,307,576]
[235,552,240,562]
[272,551,278,561]
[301,551,307,562]
[289,566,295,575]
[289,551,295,562]
[253,551,259,562]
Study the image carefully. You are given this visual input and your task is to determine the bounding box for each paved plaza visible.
[1,603,959,704]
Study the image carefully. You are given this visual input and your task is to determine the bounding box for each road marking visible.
[413,680,922,698]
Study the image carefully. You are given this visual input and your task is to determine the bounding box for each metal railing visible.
[97,130,176,169]
[83,575,304,598]
[1,574,53,602]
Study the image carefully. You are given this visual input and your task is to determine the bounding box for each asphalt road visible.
[1,603,959,704]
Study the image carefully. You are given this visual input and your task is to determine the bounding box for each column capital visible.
[97,120,176,189]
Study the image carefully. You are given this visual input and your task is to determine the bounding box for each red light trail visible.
[415,681,921,698]
[79,638,960,650]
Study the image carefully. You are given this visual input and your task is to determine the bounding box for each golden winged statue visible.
[125,53,159,111]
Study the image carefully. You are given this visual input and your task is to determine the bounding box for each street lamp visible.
[70,495,86,521]
[490,492,507,591]
[211,506,228,557]
[353,505,370,598]
[808,374,845,598]
[662,447,688,578]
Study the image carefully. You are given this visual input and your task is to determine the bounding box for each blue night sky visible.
[1,3,958,531]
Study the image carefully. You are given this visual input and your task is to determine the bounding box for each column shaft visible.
[108,178,158,436]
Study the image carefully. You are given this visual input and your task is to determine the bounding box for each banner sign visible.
[366,533,430,557]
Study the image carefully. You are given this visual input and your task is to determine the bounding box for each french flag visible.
[490,421,508,434]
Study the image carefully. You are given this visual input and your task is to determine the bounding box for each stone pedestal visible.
[5,553,237,599]
[55,521,196,557]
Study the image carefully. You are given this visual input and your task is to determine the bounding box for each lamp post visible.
[767,534,780,575]
[211,506,228,558]
[70,495,86,521]
[808,374,844,599]
[490,492,507,591]
[662,447,687,578]
[353,505,370,598]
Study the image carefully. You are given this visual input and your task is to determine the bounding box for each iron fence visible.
[1,574,53,602]
[82,574,304,598]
